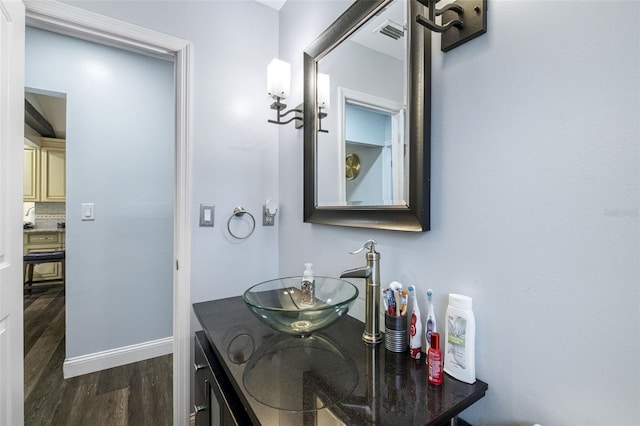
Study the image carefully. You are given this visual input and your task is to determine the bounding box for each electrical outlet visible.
[263,205,275,226]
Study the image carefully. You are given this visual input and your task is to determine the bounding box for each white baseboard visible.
[63,336,173,379]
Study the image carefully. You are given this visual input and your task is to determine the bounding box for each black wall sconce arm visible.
[416,0,487,52]
[268,96,303,128]
[415,13,462,33]
[268,98,328,133]
[317,107,328,133]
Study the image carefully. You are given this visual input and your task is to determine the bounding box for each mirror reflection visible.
[316,0,408,207]
[304,0,430,232]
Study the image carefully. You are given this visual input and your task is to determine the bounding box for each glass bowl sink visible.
[242,276,359,337]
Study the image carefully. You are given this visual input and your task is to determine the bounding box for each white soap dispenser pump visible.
[301,263,315,305]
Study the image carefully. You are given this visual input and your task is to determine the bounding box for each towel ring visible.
[227,207,255,240]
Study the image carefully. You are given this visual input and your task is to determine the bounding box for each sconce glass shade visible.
[267,58,291,100]
[317,72,330,109]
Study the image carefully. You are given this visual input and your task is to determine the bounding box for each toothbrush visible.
[408,285,422,359]
[388,289,396,316]
[382,288,389,314]
[425,288,437,350]
[400,290,408,316]
[389,281,403,291]
[394,290,401,317]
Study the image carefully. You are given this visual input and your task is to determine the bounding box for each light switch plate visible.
[200,204,215,227]
[81,203,95,221]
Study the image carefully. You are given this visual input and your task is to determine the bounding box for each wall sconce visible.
[317,72,330,133]
[415,0,487,52]
[267,58,303,129]
[267,59,331,133]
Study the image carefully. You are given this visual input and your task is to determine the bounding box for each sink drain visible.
[290,320,312,331]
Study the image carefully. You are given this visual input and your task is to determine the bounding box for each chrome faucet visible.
[340,239,382,345]
[25,206,35,217]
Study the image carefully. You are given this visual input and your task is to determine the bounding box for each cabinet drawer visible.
[194,332,253,426]
[194,339,209,396]
[25,233,59,245]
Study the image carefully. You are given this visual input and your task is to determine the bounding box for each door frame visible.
[23,1,192,424]
[1,1,26,424]
[337,86,405,204]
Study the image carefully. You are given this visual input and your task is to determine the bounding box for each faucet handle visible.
[350,239,378,255]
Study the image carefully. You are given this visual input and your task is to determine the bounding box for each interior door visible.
[0,1,25,424]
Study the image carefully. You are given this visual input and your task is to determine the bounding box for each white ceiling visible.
[254,0,287,11]
[24,91,67,141]
[253,0,405,60]
[350,0,406,61]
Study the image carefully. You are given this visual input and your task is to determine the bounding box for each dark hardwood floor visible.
[24,286,173,425]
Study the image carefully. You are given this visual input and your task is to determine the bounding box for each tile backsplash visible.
[24,202,66,229]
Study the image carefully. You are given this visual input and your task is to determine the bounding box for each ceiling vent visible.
[375,20,405,40]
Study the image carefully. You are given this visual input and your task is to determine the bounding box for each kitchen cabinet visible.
[23,147,40,202]
[23,231,65,281]
[40,138,66,202]
[23,138,66,202]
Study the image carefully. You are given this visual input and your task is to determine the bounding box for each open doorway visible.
[338,87,405,206]
[23,25,175,424]
[22,90,68,422]
[11,3,192,423]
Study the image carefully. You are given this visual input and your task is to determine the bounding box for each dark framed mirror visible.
[303,0,431,232]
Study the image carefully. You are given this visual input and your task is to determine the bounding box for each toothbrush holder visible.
[384,313,407,353]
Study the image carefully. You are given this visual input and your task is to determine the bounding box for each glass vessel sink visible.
[242,277,359,337]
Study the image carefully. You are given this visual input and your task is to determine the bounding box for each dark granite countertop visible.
[193,296,488,426]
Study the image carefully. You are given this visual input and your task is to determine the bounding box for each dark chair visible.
[23,251,65,293]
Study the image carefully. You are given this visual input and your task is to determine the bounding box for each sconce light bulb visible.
[317,72,331,109]
[267,58,291,100]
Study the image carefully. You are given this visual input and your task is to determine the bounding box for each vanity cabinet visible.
[23,231,65,281]
[23,138,66,202]
[194,331,251,426]
[194,297,489,426]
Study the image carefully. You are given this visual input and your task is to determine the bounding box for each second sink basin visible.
[242,276,359,337]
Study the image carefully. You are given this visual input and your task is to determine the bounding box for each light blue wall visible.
[316,37,403,203]
[38,1,640,424]
[346,105,390,203]
[25,27,174,357]
[64,0,281,321]
[345,104,389,146]
[278,1,640,425]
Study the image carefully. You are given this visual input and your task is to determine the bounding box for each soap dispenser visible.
[300,263,315,305]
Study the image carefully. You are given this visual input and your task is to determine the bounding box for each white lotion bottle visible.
[443,293,476,384]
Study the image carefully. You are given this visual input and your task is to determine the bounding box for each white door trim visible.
[23,2,192,425]
[1,1,26,424]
